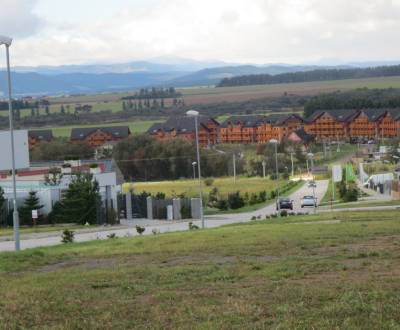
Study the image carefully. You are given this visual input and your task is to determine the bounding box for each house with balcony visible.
[28,130,53,150]
[147,116,220,146]
[70,126,131,148]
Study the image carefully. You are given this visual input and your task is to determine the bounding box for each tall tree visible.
[19,191,44,226]
[61,173,101,225]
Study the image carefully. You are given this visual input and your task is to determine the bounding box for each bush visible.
[155,192,166,200]
[280,210,288,217]
[249,193,259,205]
[204,178,214,186]
[189,221,199,230]
[61,229,74,243]
[181,205,191,219]
[258,191,267,203]
[227,191,245,209]
[135,225,145,235]
[215,199,228,210]
[251,216,257,220]
[107,233,117,239]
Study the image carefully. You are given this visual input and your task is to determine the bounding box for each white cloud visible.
[5,0,400,66]
[0,0,42,38]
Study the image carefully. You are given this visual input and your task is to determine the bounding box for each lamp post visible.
[269,139,280,216]
[186,110,204,228]
[192,161,197,180]
[307,152,317,214]
[0,35,20,251]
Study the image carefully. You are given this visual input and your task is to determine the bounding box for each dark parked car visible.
[276,198,293,210]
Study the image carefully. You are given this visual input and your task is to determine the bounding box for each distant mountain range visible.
[0,58,399,97]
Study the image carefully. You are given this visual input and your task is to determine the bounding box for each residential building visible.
[147,116,219,146]
[28,130,53,150]
[220,115,264,143]
[70,126,131,148]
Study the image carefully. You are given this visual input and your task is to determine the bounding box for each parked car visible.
[307,181,317,188]
[301,195,317,208]
[276,197,293,210]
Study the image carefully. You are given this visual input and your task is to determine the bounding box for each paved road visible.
[0,180,329,252]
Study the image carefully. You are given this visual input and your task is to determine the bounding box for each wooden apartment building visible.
[147,116,220,146]
[28,130,53,150]
[70,126,131,148]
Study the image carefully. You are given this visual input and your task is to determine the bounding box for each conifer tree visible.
[61,173,101,225]
[19,191,44,226]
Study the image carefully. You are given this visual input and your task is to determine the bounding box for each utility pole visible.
[290,153,294,178]
[233,153,236,184]
[262,160,266,179]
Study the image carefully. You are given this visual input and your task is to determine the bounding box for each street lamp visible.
[192,161,197,180]
[269,139,280,215]
[0,35,20,251]
[186,110,204,228]
[307,152,317,214]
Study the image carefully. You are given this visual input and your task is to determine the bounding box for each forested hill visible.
[217,65,400,87]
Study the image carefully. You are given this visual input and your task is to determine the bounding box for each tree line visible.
[218,65,400,87]
[122,87,182,100]
[303,88,400,117]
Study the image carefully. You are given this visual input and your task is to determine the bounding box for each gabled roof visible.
[265,113,304,125]
[355,109,387,122]
[288,127,314,143]
[148,116,219,134]
[28,130,53,142]
[306,109,358,123]
[71,126,131,141]
[381,109,400,121]
[220,115,265,128]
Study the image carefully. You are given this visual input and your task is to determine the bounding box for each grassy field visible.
[125,176,285,198]
[2,76,398,114]
[180,76,400,104]
[30,119,163,138]
[0,224,94,238]
[1,210,400,328]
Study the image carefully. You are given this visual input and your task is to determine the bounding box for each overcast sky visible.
[1,0,400,66]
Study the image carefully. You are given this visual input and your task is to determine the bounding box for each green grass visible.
[1,210,400,328]
[0,224,101,238]
[327,199,400,209]
[126,176,285,198]
[30,119,163,138]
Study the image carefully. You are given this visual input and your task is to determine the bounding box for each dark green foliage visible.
[61,229,74,243]
[280,210,288,217]
[304,88,400,117]
[30,139,93,161]
[215,199,229,210]
[60,173,101,225]
[113,135,231,180]
[249,193,259,205]
[258,191,267,203]
[188,221,199,230]
[155,192,166,200]
[136,225,145,235]
[0,186,5,210]
[181,205,191,219]
[204,178,214,186]
[218,65,400,87]
[227,191,245,209]
[19,191,44,226]
[47,201,63,224]
[207,187,219,208]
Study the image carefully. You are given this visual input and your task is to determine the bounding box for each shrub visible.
[204,178,214,186]
[61,229,74,243]
[280,210,288,217]
[189,221,199,230]
[251,216,257,220]
[207,187,219,207]
[249,193,259,205]
[107,233,117,239]
[228,191,245,209]
[181,205,191,219]
[135,225,145,235]
[215,199,228,210]
[271,213,278,218]
[258,191,267,203]
[155,192,166,200]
